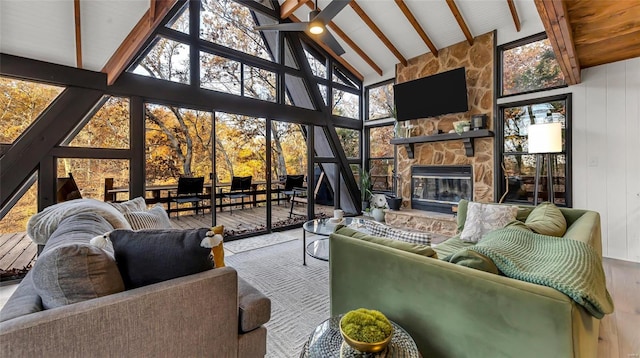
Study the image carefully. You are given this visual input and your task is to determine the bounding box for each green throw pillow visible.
[334,226,437,258]
[456,199,469,233]
[505,220,532,232]
[525,202,567,237]
[447,249,500,274]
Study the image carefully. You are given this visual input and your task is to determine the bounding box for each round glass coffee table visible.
[302,218,366,265]
[300,314,420,357]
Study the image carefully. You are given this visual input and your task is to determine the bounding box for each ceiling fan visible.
[255,0,351,56]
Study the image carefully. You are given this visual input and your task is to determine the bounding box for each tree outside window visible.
[500,33,566,97]
[498,95,571,206]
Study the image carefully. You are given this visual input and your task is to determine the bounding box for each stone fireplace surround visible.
[385,31,495,236]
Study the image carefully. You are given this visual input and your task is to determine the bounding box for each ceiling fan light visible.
[309,21,324,34]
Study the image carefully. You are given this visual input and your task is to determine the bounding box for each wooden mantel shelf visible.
[390,129,494,158]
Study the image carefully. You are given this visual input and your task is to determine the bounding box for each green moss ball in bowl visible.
[339,308,393,353]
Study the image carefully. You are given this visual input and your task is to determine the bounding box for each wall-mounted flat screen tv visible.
[394,67,469,121]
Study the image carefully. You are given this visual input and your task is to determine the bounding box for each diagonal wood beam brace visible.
[507,0,521,32]
[395,0,438,57]
[350,0,408,66]
[281,0,310,19]
[446,0,473,45]
[0,88,104,210]
[102,0,178,85]
[74,0,83,68]
[534,0,581,84]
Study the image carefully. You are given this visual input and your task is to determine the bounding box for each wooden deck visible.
[0,203,333,274]
[0,232,37,274]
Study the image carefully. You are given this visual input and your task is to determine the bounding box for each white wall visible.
[498,57,640,263]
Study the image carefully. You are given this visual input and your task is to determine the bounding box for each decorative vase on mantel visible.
[371,208,385,222]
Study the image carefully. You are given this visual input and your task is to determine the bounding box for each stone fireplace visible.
[411,165,472,213]
[384,31,496,237]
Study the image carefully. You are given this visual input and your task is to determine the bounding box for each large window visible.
[497,94,571,206]
[499,33,566,97]
[368,125,394,193]
[367,80,395,120]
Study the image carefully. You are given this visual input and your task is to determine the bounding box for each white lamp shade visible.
[528,122,562,154]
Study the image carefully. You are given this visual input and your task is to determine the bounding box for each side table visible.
[300,315,420,357]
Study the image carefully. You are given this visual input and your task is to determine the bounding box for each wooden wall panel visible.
[583,65,608,257]
[624,58,640,263]
[604,61,628,259]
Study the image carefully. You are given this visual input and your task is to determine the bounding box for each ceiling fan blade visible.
[255,22,309,31]
[314,0,351,23]
[316,30,345,56]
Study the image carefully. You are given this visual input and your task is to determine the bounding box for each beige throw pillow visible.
[460,202,518,243]
[525,202,567,237]
[125,204,173,230]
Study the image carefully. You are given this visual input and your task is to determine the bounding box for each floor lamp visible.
[528,122,562,206]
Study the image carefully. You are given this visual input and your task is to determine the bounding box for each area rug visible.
[224,232,298,256]
[226,239,330,358]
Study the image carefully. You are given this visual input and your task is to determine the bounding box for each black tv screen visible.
[394,67,469,121]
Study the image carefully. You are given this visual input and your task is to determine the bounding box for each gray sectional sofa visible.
[0,200,270,357]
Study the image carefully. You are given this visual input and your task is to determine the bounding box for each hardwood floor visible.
[598,258,640,358]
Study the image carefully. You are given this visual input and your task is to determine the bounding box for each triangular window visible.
[200,52,242,95]
[0,77,64,144]
[165,4,189,34]
[65,96,130,149]
[199,0,276,62]
[133,37,190,84]
[304,49,327,78]
[333,67,359,89]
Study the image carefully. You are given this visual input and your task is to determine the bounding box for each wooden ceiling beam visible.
[394,0,438,57]
[74,0,82,68]
[349,0,407,66]
[506,0,521,32]
[445,0,473,45]
[150,0,157,22]
[290,14,364,80]
[301,1,382,76]
[102,0,178,85]
[534,0,581,84]
[281,0,310,19]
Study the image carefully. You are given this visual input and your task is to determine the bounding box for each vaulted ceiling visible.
[1,0,639,86]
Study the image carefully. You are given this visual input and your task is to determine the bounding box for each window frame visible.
[365,78,396,121]
[496,93,572,207]
[498,32,568,99]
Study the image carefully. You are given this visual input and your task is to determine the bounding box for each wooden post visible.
[104,178,114,202]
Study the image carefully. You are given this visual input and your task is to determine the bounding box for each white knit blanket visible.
[27,198,132,245]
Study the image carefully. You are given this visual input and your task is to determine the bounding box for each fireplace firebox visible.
[411,165,473,213]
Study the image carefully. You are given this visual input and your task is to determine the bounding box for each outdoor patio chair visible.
[56,173,82,203]
[168,176,205,219]
[289,172,325,218]
[281,175,304,205]
[223,176,252,214]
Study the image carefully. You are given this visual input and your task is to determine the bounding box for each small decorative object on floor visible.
[371,194,387,222]
[340,308,393,353]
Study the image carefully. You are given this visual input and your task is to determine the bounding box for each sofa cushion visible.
[460,202,518,243]
[386,227,431,246]
[108,228,213,289]
[334,226,437,258]
[447,249,500,274]
[363,220,389,237]
[124,204,173,230]
[27,198,130,245]
[108,196,147,214]
[432,235,474,258]
[0,272,43,322]
[238,277,271,333]
[31,243,125,309]
[525,202,567,237]
[456,199,469,233]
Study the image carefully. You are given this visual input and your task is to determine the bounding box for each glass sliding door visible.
[214,112,267,238]
[270,120,308,228]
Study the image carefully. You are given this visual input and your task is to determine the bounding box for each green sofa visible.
[329,204,603,358]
